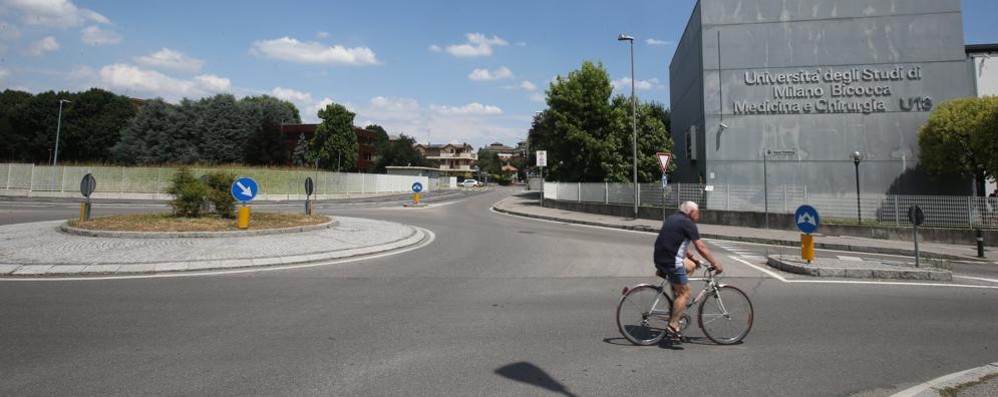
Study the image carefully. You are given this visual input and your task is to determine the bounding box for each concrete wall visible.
[669,1,705,184]
[670,0,974,195]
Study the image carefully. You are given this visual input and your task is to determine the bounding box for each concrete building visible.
[670,0,974,196]
[415,143,478,178]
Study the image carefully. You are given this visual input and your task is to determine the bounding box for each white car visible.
[461,179,479,188]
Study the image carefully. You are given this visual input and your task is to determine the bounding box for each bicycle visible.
[616,262,754,345]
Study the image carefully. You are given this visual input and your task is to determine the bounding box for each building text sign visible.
[733,65,933,116]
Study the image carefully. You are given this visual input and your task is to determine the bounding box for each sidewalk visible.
[493,192,995,264]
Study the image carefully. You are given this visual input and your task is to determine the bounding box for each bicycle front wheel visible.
[616,285,672,346]
[698,285,754,345]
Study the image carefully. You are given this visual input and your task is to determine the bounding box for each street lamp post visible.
[53,99,70,166]
[850,151,864,225]
[618,33,638,219]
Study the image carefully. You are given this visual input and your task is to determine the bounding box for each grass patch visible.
[68,212,330,232]
[938,372,998,397]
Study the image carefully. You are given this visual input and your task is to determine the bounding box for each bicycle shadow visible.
[602,336,686,351]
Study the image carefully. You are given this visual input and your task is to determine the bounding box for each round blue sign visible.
[231,177,259,202]
[411,182,423,193]
[795,205,820,234]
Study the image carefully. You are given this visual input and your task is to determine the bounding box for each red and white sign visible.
[536,150,548,167]
[656,152,672,173]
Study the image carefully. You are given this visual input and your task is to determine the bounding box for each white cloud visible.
[271,86,313,103]
[316,31,329,39]
[0,67,8,81]
[612,77,665,91]
[520,80,536,91]
[27,35,58,56]
[443,33,508,58]
[6,0,109,28]
[81,25,121,45]
[468,66,513,81]
[194,74,230,92]
[96,63,230,101]
[1,21,21,40]
[136,48,204,72]
[251,36,379,66]
[645,38,673,46]
[530,93,545,103]
[430,102,503,115]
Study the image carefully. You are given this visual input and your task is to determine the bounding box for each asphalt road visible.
[1,188,997,396]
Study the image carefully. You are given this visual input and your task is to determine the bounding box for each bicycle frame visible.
[644,267,725,322]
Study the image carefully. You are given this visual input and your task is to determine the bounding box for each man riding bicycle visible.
[653,201,724,337]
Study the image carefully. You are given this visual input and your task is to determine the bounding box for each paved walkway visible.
[0,216,426,277]
[493,192,996,264]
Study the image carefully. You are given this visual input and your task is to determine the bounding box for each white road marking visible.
[0,228,436,282]
[728,256,998,290]
[954,275,998,284]
[837,256,863,262]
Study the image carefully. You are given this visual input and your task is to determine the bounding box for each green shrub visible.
[167,168,209,217]
[203,171,237,218]
[491,174,512,186]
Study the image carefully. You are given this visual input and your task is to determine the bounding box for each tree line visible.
[0,88,433,172]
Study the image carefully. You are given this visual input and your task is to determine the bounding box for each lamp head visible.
[718,122,728,130]
[850,151,863,164]
[617,34,634,42]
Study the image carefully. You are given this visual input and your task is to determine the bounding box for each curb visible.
[892,362,998,397]
[59,218,339,239]
[0,226,428,278]
[766,256,953,281]
[491,203,976,262]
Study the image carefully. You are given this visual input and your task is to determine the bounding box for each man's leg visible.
[669,283,690,331]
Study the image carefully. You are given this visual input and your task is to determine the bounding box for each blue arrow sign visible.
[231,177,259,202]
[412,181,423,193]
[795,205,820,234]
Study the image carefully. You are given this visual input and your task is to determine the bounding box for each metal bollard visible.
[978,229,985,258]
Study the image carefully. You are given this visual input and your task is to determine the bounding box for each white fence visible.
[0,163,437,201]
[543,181,998,230]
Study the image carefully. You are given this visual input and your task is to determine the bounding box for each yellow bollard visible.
[80,202,86,222]
[413,192,420,205]
[801,234,815,263]
[237,206,251,229]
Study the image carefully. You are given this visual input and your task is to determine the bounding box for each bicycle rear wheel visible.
[616,285,672,346]
[698,285,754,345]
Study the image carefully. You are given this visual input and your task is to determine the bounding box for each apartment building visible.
[415,143,477,178]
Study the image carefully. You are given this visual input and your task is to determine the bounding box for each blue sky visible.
[1,0,996,149]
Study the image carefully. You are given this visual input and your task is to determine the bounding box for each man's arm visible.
[693,239,724,274]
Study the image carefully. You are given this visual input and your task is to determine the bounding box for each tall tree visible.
[0,89,34,162]
[197,94,246,164]
[112,99,174,164]
[58,88,136,163]
[918,96,998,196]
[609,96,674,182]
[239,95,299,165]
[476,148,502,175]
[310,103,358,171]
[535,61,623,182]
[366,124,389,151]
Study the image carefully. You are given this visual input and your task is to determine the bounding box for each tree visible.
[292,133,310,167]
[112,99,174,164]
[0,89,34,162]
[609,97,674,183]
[239,95,300,165]
[476,148,502,175]
[536,61,622,182]
[310,103,357,171]
[197,94,246,164]
[57,88,136,163]
[370,133,433,173]
[918,96,998,196]
[366,124,389,151]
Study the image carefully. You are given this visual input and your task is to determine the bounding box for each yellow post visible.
[413,192,420,205]
[79,202,86,222]
[237,206,251,229]
[801,234,815,262]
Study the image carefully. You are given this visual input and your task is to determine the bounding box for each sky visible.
[1,0,997,150]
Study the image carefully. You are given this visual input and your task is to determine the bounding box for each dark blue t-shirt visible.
[654,212,701,270]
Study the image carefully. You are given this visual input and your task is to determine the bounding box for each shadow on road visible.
[494,361,578,397]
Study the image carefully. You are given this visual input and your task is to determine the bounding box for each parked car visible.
[461,179,479,188]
